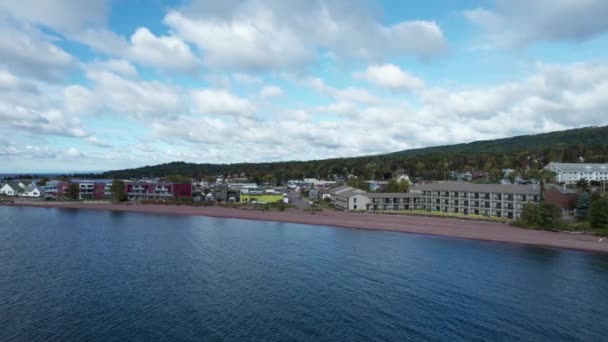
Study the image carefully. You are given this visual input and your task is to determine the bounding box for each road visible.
[285,192,311,209]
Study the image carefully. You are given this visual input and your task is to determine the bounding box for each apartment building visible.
[543,162,608,184]
[413,181,541,219]
[330,186,368,210]
[126,182,192,201]
[365,193,421,211]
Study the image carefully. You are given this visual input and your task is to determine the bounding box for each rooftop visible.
[545,162,608,172]
[413,181,540,195]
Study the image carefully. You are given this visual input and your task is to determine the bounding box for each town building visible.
[365,192,421,211]
[0,182,23,196]
[239,191,283,203]
[543,184,580,213]
[21,184,43,197]
[213,183,239,202]
[42,181,66,199]
[412,181,541,219]
[125,182,192,201]
[330,186,368,210]
[543,162,608,184]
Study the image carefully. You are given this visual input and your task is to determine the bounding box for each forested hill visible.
[390,126,608,156]
[99,126,608,182]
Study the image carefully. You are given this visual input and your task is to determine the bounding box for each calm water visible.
[1,207,608,341]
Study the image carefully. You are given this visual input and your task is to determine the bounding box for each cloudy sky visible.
[2,0,608,173]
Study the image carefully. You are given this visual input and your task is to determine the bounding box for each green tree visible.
[519,202,561,230]
[538,170,556,184]
[385,179,399,192]
[575,192,591,220]
[589,195,608,228]
[111,179,126,202]
[346,177,368,191]
[398,179,410,192]
[164,174,190,183]
[65,183,80,200]
[38,177,50,186]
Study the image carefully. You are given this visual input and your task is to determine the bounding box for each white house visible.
[543,162,608,184]
[0,182,24,196]
[21,185,43,197]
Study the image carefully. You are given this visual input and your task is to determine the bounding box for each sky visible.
[1,0,608,173]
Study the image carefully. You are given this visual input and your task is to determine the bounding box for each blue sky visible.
[1,0,608,173]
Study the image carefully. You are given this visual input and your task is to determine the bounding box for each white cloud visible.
[465,0,608,47]
[87,59,137,78]
[300,76,380,105]
[260,85,283,98]
[0,21,75,81]
[355,64,425,92]
[191,89,255,117]
[82,70,185,118]
[0,1,108,33]
[126,27,199,71]
[164,0,446,71]
[66,147,83,158]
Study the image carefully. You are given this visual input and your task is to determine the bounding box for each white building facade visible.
[543,163,608,184]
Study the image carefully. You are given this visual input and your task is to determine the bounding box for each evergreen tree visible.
[65,184,80,200]
[111,179,126,202]
[575,192,591,220]
[590,195,608,229]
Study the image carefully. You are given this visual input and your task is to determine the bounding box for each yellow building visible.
[239,193,283,203]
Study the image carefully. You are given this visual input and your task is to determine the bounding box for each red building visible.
[125,182,192,201]
[544,184,580,211]
[55,180,112,199]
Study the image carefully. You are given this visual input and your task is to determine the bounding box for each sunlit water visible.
[1,207,607,341]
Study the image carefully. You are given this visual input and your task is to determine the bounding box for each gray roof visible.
[5,182,23,191]
[24,184,41,192]
[330,185,356,194]
[365,192,420,199]
[336,190,367,198]
[545,162,608,173]
[413,181,540,195]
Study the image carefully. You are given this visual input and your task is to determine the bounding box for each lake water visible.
[1,207,607,341]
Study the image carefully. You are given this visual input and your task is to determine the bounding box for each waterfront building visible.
[125,181,192,201]
[330,186,368,210]
[365,193,421,211]
[543,162,608,184]
[0,182,22,196]
[413,181,541,219]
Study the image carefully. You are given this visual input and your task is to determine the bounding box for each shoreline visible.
[4,201,608,254]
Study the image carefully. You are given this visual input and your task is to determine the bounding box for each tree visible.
[65,183,80,200]
[590,195,608,228]
[575,192,591,220]
[164,174,190,183]
[111,179,126,202]
[519,202,561,230]
[385,179,399,192]
[38,177,50,186]
[398,179,410,192]
[346,177,368,191]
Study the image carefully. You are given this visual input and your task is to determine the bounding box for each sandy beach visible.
[5,201,608,254]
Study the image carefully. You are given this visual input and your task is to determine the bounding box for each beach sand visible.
[5,201,608,254]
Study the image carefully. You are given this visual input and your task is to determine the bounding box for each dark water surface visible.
[1,207,607,341]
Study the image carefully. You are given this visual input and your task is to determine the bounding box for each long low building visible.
[543,162,608,184]
[412,181,541,219]
[330,181,541,219]
[126,182,192,201]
